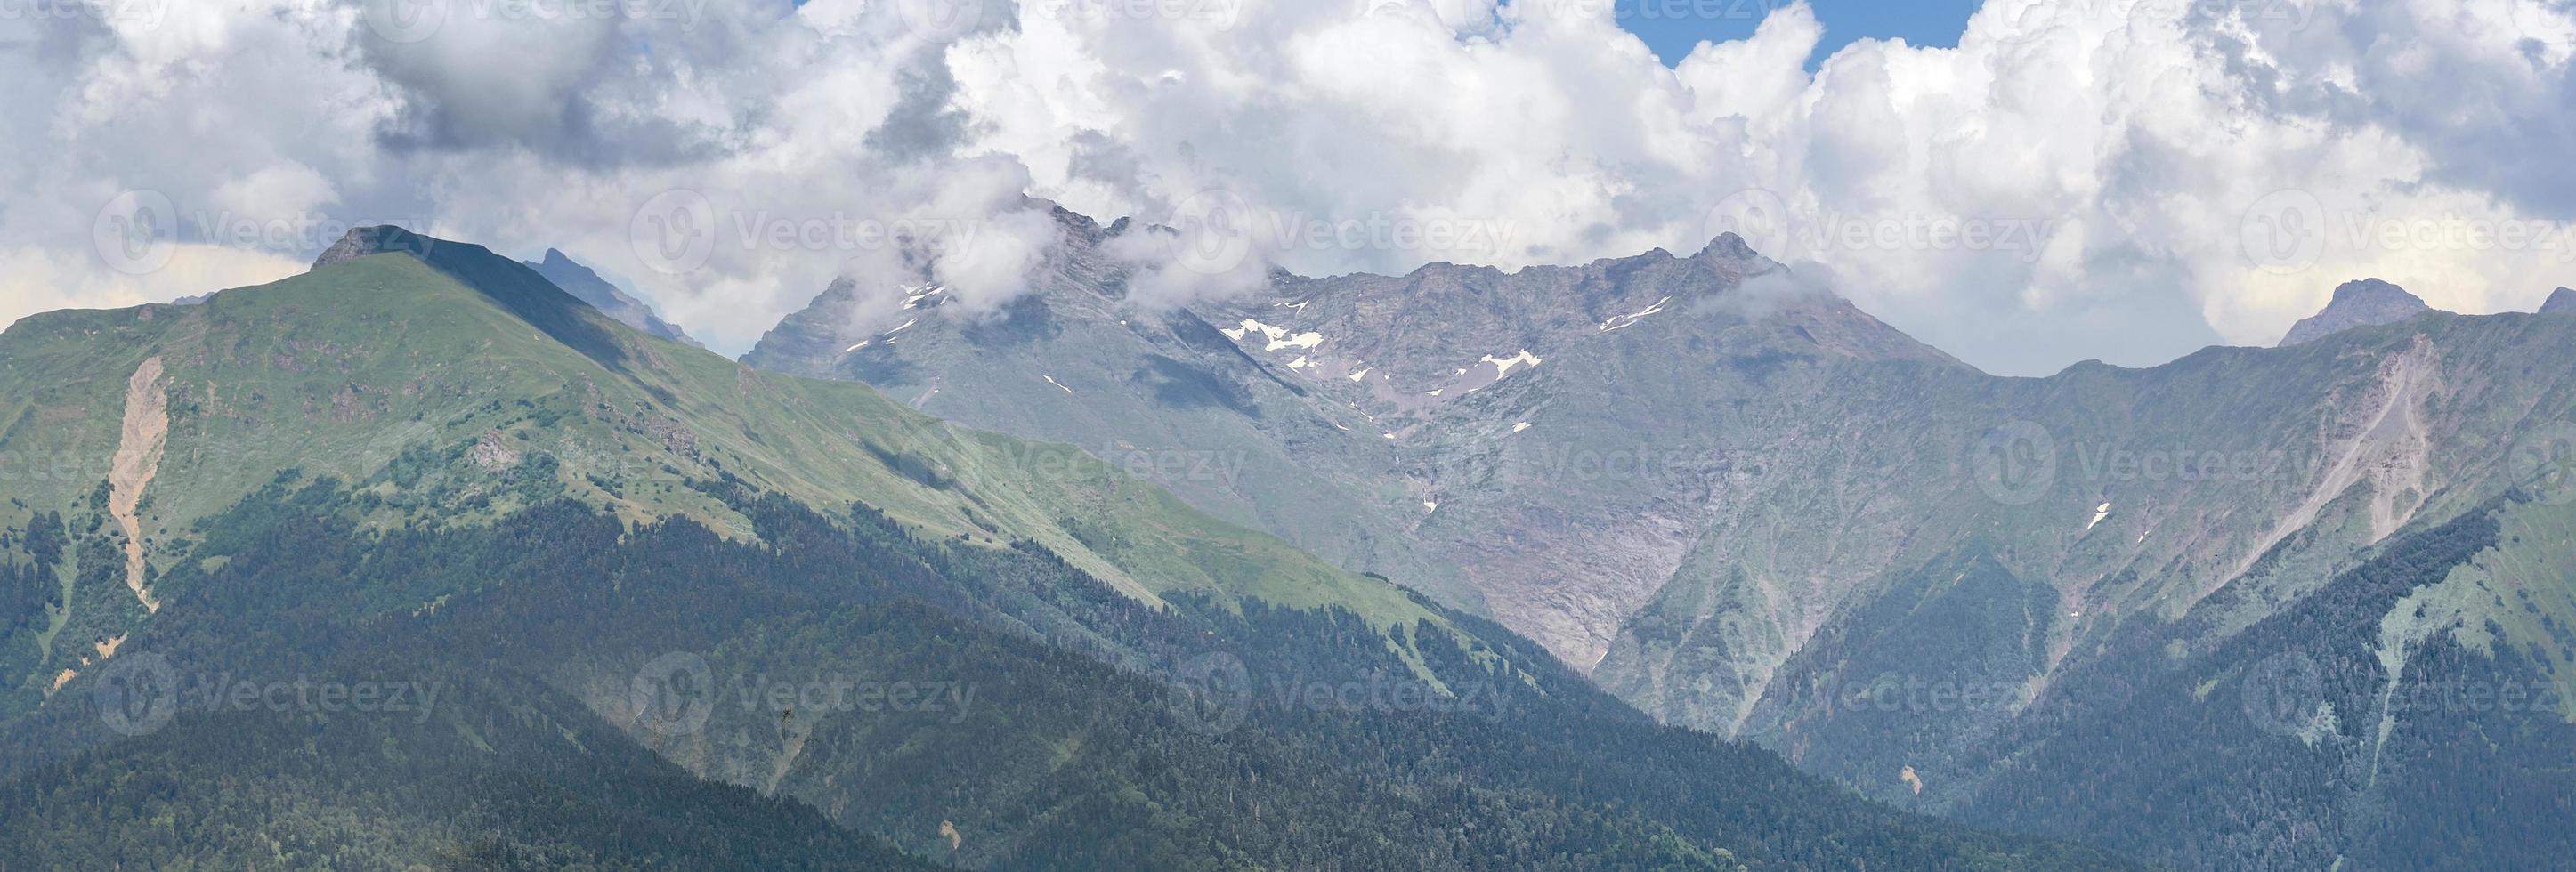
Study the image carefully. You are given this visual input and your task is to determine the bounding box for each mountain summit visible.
[748,221,2576,868]
[2541,287,2576,315]
[2277,278,2434,346]
[0,224,2127,871]
[524,248,701,347]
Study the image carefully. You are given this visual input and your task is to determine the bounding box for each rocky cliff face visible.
[743,210,2576,868]
[742,208,1958,643]
[2277,278,2434,345]
[524,249,701,347]
[743,207,1483,609]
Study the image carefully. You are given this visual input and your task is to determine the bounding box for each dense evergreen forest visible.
[0,467,2129,870]
[1964,498,2576,870]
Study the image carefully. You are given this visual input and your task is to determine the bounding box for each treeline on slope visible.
[1962,497,2576,870]
[0,466,2135,870]
[0,511,66,633]
[0,656,939,871]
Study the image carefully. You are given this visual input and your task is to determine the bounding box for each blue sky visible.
[1614,0,1980,66]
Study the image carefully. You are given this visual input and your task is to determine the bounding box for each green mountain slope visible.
[0,227,1453,707]
[0,228,2126,870]
[743,210,2576,868]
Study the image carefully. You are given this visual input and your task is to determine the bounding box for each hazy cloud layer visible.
[3,0,2572,374]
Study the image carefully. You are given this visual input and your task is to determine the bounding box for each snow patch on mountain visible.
[1482,350,1543,378]
[1600,297,1671,332]
[902,284,946,310]
[1223,318,1324,351]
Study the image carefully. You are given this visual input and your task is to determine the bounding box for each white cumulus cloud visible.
[0,0,2570,374]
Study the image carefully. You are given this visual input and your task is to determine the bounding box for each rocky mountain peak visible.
[312,225,437,270]
[2541,287,2576,315]
[523,247,701,346]
[2277,279,2434,346]
[1692,232,1762,262]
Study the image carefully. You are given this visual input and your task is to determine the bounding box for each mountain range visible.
[743,206,2576,869]
[0,226,2132,869]
[7,206,2572,868]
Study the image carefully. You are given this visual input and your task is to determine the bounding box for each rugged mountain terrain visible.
[746,209,2576,868]
[747,207,1492,613]
[525,246,701,346]
[748,214,1964,657]
[0,227,2123,869]
[2276,278,2434,345]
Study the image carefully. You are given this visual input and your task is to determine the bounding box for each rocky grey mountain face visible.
[2276,278,2434,345]
[2541,287,2576,314]
[746,208,2576,868]
[524,248,701,347]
